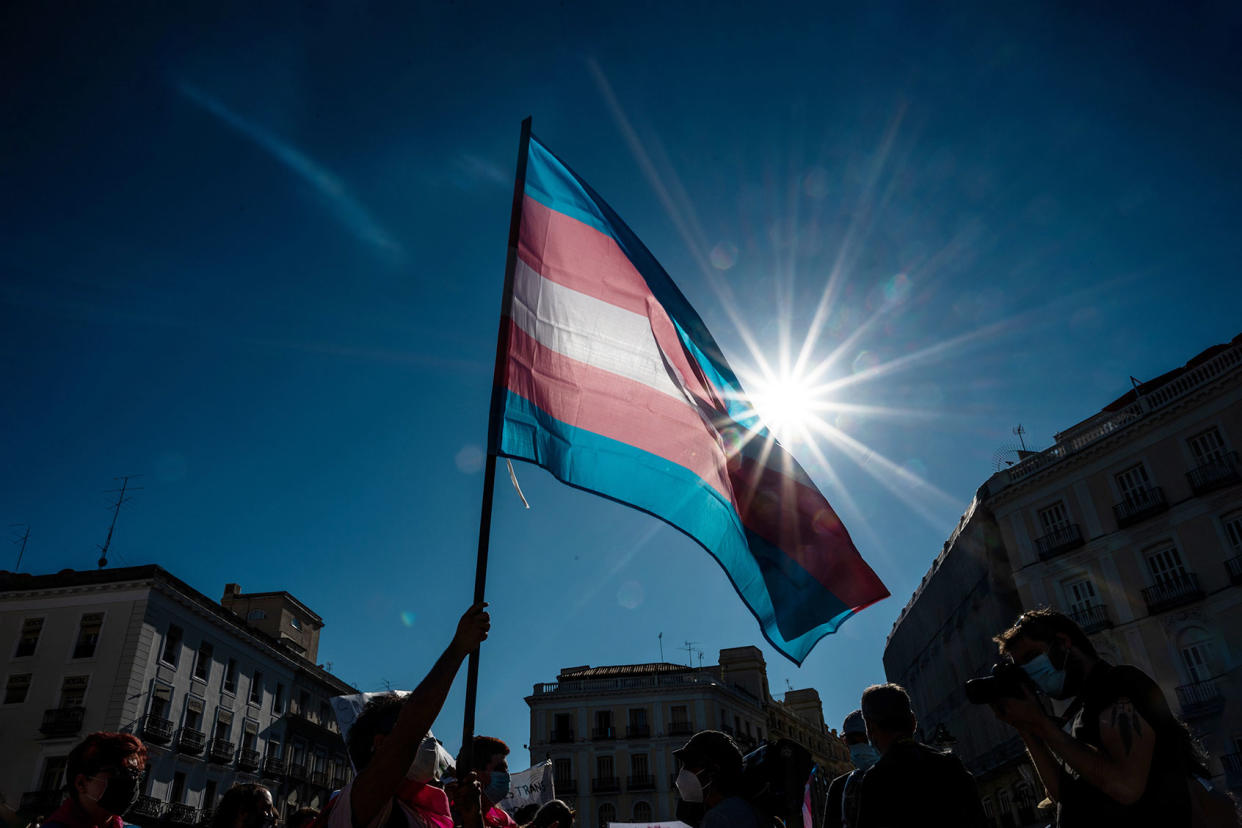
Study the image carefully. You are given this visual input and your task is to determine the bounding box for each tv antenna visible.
[658,632,664,662]
[98,475,142,569]
[680,640,699,667]
[992,427,1039,472]
[10,524,30,572]
[1013,424,1028,451]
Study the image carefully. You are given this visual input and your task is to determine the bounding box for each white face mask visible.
[1021,652,1068,698]
[675,768,705,803]
[406,735,440,783]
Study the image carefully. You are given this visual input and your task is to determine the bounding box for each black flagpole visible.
[462,115,532,756]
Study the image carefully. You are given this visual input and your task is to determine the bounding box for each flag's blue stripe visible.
[524,138,746,409]
[499,389,852,664]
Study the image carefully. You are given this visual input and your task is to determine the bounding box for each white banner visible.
[331,690,410,744]
[498,761,555,812]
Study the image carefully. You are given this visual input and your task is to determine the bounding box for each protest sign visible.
[498,761,555,812]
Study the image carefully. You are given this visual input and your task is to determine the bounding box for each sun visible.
[748,371,822,443]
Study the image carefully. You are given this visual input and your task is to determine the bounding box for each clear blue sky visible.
[3,1,1241,763]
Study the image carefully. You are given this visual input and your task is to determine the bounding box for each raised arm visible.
[351,603,491,828]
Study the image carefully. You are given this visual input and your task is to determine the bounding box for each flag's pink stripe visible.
[506,320,735,501]
[729,453,889,607]
[519,195,725,413]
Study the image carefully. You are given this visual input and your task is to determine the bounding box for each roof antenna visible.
[680,640,699,668]
[98,475,142,569]
[10,524,30,572]
[1013,424,1028,452]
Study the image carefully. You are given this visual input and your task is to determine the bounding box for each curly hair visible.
[994,608,1098,659]
[65,732,148,796]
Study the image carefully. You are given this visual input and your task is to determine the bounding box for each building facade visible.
[525,647,850,828]
[981,334,1242,795]
[0,566,357,825]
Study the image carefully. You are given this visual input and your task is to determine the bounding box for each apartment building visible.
[0,566,357,825]
[525,646,850,828]
[981,334,1242,794]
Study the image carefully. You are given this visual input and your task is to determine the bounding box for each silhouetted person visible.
[530,801,573,828]
[989,609,1221,828]
[464,737,514,828]
[511,804,538,826]
[211,784,277,828]
[855,684,985,828]
[824,710,878,828]
[673,730,760,828]
[326,603,490,828]
[40,732,148,828]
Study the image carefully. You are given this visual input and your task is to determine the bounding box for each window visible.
[4,673,31,704]
[242,720,259,750]
[1038,502,1069,533]
[628,707,648,729]
[290,616,302,631]
[15,617,43,658]
[598,804,616,828]
[596,755,614,779]
[671,705,688,724]
[1116,464,1152,503]
[633,802,652,822]
[214,709,233,741]
[1148,546,1188,585]
[1181,641,1213,684]
[73,613,103,659]
[250,672,264,705]
[553,712,572,739]
[1064,577,1098,614]
[1224,515,1242,554]
[267,739,283,760]
[40,756,68,792]
[630,753,648,778]
[60,675,88,708]
[223,658,238,694]
[162,624,183,666]
[203,780,218,811]
[185,697,205,731]
[194,642,214,681]
[319,701,332,726]
[1189,427,1227,464]
[594,709,612,737]
[554,758,572,787]
[996,788,1012,818]
[150,684,173,720]
[298,690,310,715]
[274,683,286,714]
[171,771,187,804]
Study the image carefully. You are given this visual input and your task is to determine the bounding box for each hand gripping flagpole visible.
[462,116,532,757]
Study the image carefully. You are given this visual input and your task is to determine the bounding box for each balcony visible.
[20,791,65,815]
[1035,523,1085,560]
[626,724,651,739]
[555,779,578,795]
[627,774,655,791]
[40,706,86,737]
[238,748,261,771]
[1069,604,1113,634]
[1223,753,1242,792]
[288,762,310,782]
[178,728,206,755]
[1187,452,1240,495]
[167,804,199,825]
[311,771,329,788]
[667,720,693,737]
[143,715,175,745]
[130,795,164,820]
[1113,486,1168,528]
[208,738,235,764]
[1227,556,1242,586]
[591,726,615,740]
[262,756,287,778]
[591,777,621,794]
[1141,572,1204,614]
[550,728,575,743]
[1176,679,1225,719]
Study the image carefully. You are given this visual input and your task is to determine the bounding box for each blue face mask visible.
[1021,652,1068,698]
[848,743,881,771]
[483,770,510,805]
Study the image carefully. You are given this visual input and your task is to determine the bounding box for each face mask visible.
[406,735,440,783]
[675,768,705,803]
[1021,651,1068,698]
[483,771,510,805]
[848,743,881,771]
[87,770,141,817]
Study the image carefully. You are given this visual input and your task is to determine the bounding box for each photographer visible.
[988,609,1211,827]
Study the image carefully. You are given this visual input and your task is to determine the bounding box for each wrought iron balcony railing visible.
[1069,604,1112,634]
[130,795,164,820]
[1035,523,1085,560]
[262,756,287,778]
[1113,486,1168,528]
[1141,572,1204,614]
[238,748,261,771]
[208,738,235,764]
[1175,679,1225,719]
[40,706,86,737]
[554,778,578,794]
[311,770,329,788]
[288,762,310,782]
[1187,452,1240,495]
[143,715,175,744]
[591,726,615,740]
[167,804,199,825]
[667,720,694,736]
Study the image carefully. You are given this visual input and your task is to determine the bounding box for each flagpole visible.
[462,115,532,757]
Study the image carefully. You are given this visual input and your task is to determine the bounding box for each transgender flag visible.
[495,134,888,664]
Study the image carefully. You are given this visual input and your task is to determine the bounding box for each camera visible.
[965,662,1032,704]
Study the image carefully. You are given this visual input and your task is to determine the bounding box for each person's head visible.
[841,709,881,771]
[673,730,744,808]
[531,800,574,828]
[347,693,405,771]
[994,608,1100,699]
[287,808,318,828]
[65,732,148,819]
[211,784,276,828]
[512,804,540,826]
[860,684,916,753]
[470,736,510,807]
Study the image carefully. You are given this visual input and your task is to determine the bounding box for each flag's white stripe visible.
[511,258,687,402]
